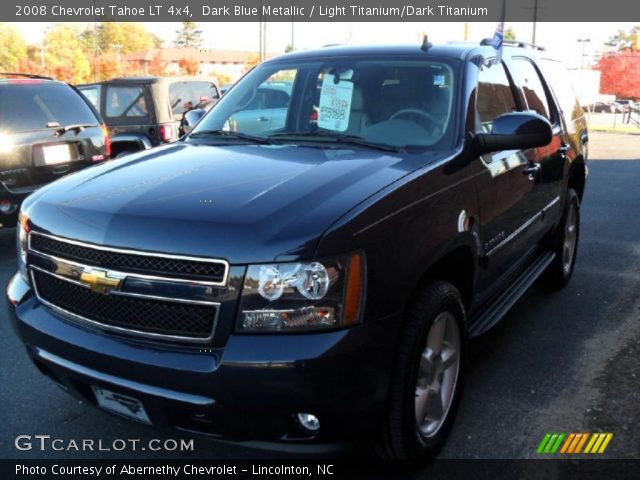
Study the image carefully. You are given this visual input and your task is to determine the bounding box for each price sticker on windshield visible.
[318,74,354,132]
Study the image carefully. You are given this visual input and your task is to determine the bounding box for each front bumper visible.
[6,273,398,443]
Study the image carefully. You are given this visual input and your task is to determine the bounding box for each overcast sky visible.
[12,21,637,69]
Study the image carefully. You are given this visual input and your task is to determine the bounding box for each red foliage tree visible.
[178,57,199,76]
[598,52,640,100]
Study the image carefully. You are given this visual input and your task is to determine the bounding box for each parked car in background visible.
[0,73,109,228]
[615,99,634,112]
[581,102,620,113]
[78,76,219,157]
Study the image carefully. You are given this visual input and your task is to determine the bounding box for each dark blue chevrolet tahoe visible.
[7,42,587,461]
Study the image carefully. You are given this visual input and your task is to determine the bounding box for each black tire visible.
[376,281,466,462]
[542,188,580,288]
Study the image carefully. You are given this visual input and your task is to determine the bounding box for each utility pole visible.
[531,0,538,44]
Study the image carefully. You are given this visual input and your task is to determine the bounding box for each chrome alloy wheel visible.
[414,311,461,438]
[562,201,578,274]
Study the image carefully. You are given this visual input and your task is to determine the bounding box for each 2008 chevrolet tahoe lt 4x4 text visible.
[7,41,588,461]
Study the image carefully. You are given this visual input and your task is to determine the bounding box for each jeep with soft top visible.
[7,41,587,461]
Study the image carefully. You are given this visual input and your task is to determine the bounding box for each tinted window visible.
[169,81,219,118]
[0,82,99,133]
[476,61,517,132]
[78,85,101,111]
[509,58,551,120]
[105,85,148,117]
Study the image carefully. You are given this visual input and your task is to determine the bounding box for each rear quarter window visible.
[539,58,583,131]
[0,82,99,133]
[78,85,102,111]
[105,85,148,118]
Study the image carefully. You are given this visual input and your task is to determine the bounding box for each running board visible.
[468,251,556,337]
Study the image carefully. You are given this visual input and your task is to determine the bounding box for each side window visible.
[476,61,517,133]
[169,81,219,119]
[509,58,551,121]
[105,85,147,118]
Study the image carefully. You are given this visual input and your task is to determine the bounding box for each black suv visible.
[7,42,587,461]
[0,74,110,228]
[78,76,220,157]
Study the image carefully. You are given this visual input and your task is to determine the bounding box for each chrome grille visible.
[27,231,227,342]
[29,232,227,285]
[32,269,217,340]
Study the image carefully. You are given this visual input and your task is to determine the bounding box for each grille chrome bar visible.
[29,231,229,287]
[31,268,220,343]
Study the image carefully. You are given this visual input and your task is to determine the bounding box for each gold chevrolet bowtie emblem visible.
[79,268,123,294]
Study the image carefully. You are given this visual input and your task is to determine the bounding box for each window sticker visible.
[433,75,446,86]
[318,73,354,132]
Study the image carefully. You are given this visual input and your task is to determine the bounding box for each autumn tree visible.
[44,24,91,83]
[94,23,157,54]
[211,71,233,86]
[598,52,640,100]
[174,22,203,48]
[147,51,167,76]
[0,23,27,71]
[178,57,200,75]
[244,53,260,73]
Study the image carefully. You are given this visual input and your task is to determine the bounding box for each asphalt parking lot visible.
[1,132,638,460]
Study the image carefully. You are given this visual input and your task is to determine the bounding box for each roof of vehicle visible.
[0,73,60,84]
[265,41,543,64]
[77,76,218,87]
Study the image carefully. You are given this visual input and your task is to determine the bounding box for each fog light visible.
[297,413,320,432]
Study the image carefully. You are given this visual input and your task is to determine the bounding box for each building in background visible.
[122,47,277,83]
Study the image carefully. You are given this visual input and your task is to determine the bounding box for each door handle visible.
[557,143,571,154]
[522,163,540,179]
[256,116,268,122]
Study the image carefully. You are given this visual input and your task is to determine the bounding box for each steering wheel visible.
[390,108,441,134]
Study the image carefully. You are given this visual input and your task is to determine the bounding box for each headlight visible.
[238,253,364,332]
[16,211,29,283]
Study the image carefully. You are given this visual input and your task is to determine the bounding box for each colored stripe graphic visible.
[538,433,612,454]
[537,433,565,454]
[584,433,614,454]
[574,433,589,453]
[537,433,552,454]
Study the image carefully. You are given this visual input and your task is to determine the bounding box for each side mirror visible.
[475,112,552,155]
[182,109,206,134]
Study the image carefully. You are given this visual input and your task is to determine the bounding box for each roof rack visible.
[479,38,545,51]
[0,72,54,80]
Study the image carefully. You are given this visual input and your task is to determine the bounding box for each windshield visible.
[190,56,458,150]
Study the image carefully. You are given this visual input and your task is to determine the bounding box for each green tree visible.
[174,22,203,48]
[0,23,27,71]
[607,26,640,51]
[44,24,91,83]
[97,23,157,54]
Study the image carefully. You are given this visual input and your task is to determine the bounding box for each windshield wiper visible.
[47,123,99,135]
[189,129,273,145]
[269,131,406,153]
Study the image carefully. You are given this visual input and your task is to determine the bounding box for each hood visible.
[24,142,436,263]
